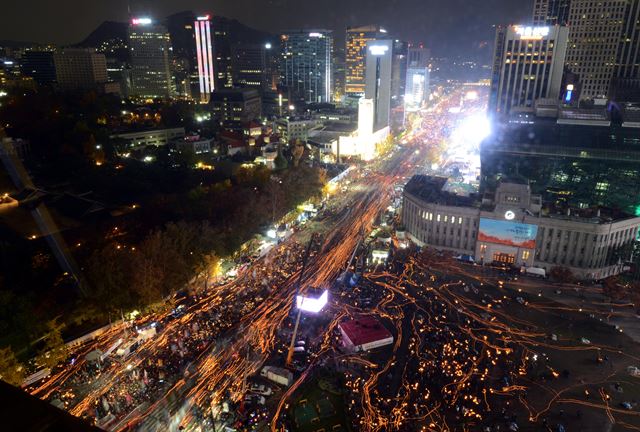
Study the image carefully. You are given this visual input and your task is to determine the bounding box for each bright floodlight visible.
[465,91,479,101]
[296,290,328,313]
[452,113,491,147]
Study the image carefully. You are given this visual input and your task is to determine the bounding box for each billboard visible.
[478,219,538,249]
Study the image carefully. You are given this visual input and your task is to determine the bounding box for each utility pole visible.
[286,234,316,367]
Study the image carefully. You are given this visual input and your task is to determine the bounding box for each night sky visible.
[1,0,531,56]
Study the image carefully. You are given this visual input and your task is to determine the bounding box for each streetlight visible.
[286,288,328,366]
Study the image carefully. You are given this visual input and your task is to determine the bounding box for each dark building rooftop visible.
[0,380,102,431]
[404,175,478,208]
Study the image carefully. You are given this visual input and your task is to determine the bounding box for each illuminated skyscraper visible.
[280,30,333,103]
[563,0,627,100]
[364,39,393,130]
[194,15,215,102]
[404,45,430,111]
[128,18,175,99]
[345,25,386,96]
[489,25,568,115]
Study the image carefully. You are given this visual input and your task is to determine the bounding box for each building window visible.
[493,252,515,264]
[451,216,456,224]
[437,214,441,222]
[522,250,530,260]
[480,244,487,253]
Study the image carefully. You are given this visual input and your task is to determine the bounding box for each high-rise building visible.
[405,68,429,111]
[232,42,276,91]
[533,0,571,25]
[213,19,234,90]
[53,48,108,91]
[404,45,430,111]
[611,0,640,102]
[563,0,628,100]
[20,50,56,86]
[489,25,568,115]
[194,14,215,103]
[280,30,333,103]
[390,40,408,107]
[345,25,387,96]
[364,39,393,130]
[481,113,640,216]
[332,48,346,102]
[210,88,262,123]
[407,46,430,68]
[128,18,175,99]
[166,11,198,99]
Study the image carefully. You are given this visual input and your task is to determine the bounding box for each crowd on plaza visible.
[39,239,313,430]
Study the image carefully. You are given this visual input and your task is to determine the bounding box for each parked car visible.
[250,384,272,396]
[244,394,266,405]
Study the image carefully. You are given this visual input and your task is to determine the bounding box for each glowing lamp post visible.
[287,289,328,366]
[296,290,328,313]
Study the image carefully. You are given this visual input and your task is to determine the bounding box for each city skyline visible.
[0,0,531,56]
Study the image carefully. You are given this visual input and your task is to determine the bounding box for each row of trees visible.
[81,163,326,319]
[82,221,220,319]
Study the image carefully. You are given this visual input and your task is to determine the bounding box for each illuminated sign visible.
[504,210,516,220]
[196,15,210,21]
[565,90,573,103]
[309,32,323,38]
[514,26,549,40]
[131,18,152,25]
[478,219,538,249]
[296,290,328,313]
[369,45,389,56]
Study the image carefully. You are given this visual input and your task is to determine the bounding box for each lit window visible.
[522,250,530,260]
[451,216,456,224]
[459,217,463,224]
[480,244,487,253]
[437,214,441,222]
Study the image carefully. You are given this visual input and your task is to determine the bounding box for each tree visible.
[84,244,135,316]
[550,266,575,284]
[130,244,165,306]
[195,253,220,290]
[274,144,288,171]
[0,347,25,386]
[37,319,68,370]
[291,140,305,167]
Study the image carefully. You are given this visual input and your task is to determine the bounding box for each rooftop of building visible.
[210,87,260,100]
[407,175,640,224]
[485,115,640,151]
[339,316,392,347]
[540,203,636,224]
[0,380,102,432]
[404,175,478,208]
